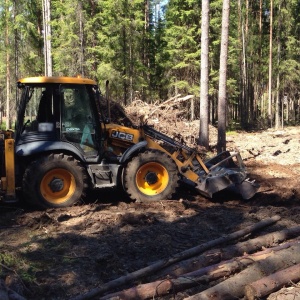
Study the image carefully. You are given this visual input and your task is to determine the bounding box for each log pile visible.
[125,95,196,128]
[72,215,300,300]
[128,97,217,149]
[109,95,219,149]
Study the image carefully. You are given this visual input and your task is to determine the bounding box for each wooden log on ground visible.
[244,263,300,300]
[72,215,281,300]
[267,286,300,300]
[100,240,299,300]
[152,224,300,279]
[184,241,300,300]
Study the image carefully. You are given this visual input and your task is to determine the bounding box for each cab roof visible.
[18,76,97,85]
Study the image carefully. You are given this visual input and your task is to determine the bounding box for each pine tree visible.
[217,0,230,153]
[51,0,84,76]
[161,0,201,98]
[199,0,210,149]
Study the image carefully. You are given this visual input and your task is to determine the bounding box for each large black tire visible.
[22,153,88,209]
[123,150,179,202]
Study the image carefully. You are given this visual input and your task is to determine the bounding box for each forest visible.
[1,2,300,299]
[0,0,300,131]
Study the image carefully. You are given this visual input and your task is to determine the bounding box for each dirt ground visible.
[1,125,300,300]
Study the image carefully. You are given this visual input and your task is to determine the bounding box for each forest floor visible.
[0,123,300,300]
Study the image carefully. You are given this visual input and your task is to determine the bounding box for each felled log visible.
[152,224,300,280]
[267,286,300,300]
[244,263,300,300]
[72,215,280,300]
[184,241,300,300]
[100,240,299,300]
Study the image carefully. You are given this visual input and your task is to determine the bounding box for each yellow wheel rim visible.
[40,168,76,204]
[136,162,169,196]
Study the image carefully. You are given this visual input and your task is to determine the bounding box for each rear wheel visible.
[123,150,179,202]
[22,153,88,209]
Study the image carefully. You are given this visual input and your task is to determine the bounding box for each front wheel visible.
[22,153,88,209]
[123,150,179,202]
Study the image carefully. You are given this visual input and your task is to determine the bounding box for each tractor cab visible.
[16,77,103,161]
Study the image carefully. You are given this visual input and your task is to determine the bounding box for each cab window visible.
[61,85,97,154]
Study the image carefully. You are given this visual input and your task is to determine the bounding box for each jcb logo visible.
[111,130,134,141]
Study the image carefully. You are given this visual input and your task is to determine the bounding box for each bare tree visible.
[79,1,84,76]
[5,0,11,129]
[275,0,282,129]
[42,0,52,76]
[217,0,230,153]
[268,0,273,126]
[199,0,210,150]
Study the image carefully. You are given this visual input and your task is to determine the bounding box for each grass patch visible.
[226,131,239,136]
[0,251,38,284]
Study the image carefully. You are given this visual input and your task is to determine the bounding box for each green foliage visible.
[0,252,37,284]
[159,0,201,97]
[13,0,44,76]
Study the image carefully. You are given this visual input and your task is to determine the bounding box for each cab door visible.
[60,85,98,157]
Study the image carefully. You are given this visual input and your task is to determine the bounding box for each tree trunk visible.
[152,225,300,280]
[185,242,300,300]
[256,0,262,121]
[239,0,247,126]
[122,0,128,105]
[72,216,280,300]
[5,0,11,130]
[217,0,230,153]
[100,240,299,300]
[143,0,150,101]
[245,263,300,300]
[275,1,281,129]
[42,0,52,76]
[268,0,273,127]
[79,1,84,76]
[190,98,194,121]
[267,286,300,300]
[199,0,210,149]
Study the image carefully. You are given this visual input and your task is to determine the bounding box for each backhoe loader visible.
[0,76,259,209]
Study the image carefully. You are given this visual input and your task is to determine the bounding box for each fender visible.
[119,140,147,164]
[15,141,86,161]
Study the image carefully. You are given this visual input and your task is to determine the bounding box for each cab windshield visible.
[61,85,97,153]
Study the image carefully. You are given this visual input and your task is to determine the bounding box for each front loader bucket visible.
[235,179,260,200]
[194,151,259,200]
[196,173,236,198]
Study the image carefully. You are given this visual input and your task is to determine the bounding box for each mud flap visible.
[235,179,260,200]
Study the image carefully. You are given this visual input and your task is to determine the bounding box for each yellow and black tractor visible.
[0,76,259,209]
